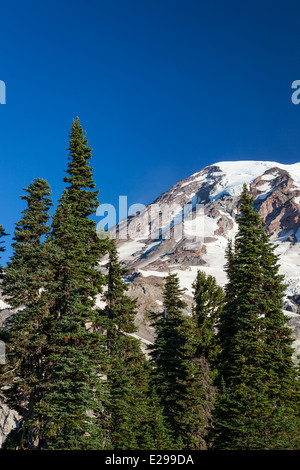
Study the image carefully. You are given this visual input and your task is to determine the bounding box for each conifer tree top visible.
[64,117,96,191]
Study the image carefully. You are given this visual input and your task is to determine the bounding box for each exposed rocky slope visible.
[0,402,19,448]
[0,296,20,447]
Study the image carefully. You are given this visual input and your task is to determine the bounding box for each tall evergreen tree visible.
[2,178,53,306]
[33,118,110,449]
[192,270,224,363]
[149,271,219,449]
[100,239,158,450]
[104,239,138,349]
[176,312,208,450]
[148,273,188,444]
[212,183,300,450]
[0,178,55,449]
[189,270,224,448]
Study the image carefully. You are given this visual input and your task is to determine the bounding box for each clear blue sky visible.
[1,0,300,263]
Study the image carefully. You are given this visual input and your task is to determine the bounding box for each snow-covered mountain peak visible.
[113,159,300,354]
[154,161,300,213]
[186,160,300,202]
